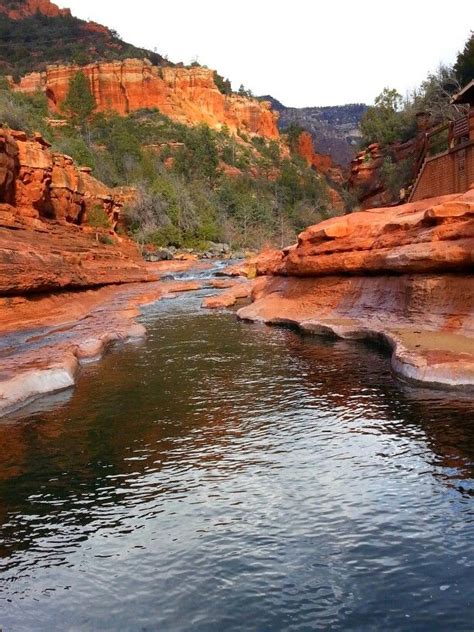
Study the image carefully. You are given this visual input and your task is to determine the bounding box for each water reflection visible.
[0,298,473,631]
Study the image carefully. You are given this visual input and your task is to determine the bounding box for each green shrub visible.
[214,72,232,95]
[381,156,414,199]
[99,234,114,245]
[88,206,110,228]
[1,88,338,250]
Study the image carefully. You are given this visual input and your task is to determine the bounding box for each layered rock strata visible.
[13,60,280,139]
[1,128,124,226]
[0,127,151,294]
[238,189,474,389]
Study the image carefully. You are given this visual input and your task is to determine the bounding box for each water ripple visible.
[0,298,473,631]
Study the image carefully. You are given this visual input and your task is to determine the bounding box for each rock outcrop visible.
[271,99,367,167]
[295,130,345,211]
[238,189,474,389]
[1,128,124,226]
[0,0,70,19]
[296,131,344,183]
[0,127,151,294]
[349,113,432,209]
[13,60,280,139]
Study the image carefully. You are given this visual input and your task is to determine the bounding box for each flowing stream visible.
[0,268,473,631]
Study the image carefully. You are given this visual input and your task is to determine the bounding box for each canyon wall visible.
[13,59,280,139]
[348,137,424,209]
[295,130,345,211]
[296,131,344,183]
[0,128,152,294]
[239,188,474,388]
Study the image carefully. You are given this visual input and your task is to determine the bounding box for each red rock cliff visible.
[295,130,345,211]
[0,128,151,294]
[296,131,343,182]
[1,128,124,226]
[13,60,280,139]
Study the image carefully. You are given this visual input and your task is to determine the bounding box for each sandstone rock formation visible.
[283,192,474,276]
[272,100,367,167]
[0,0,70,19]
[0,208,154,294]
[296,131,344,183]
[295,131,345,212]
[202,279,253,309]
[1,128,124,226]
[238,189,474,389]
[0,127,151,294]
[13,60,280,139]
[349,137,424,209]
[0,276,205,415]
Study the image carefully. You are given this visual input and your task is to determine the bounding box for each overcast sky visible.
[58,0,473,108]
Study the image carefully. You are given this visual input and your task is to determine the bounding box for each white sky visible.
[58,0,473,107]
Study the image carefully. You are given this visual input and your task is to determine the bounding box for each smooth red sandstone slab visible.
[0,210,153,294]
[239,192,474,389]
[237,274,474,389]
[202,281,252,309]
[0,277,204,416]
[262,190,474,277]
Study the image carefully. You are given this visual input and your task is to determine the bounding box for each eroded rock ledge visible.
[238,189,474,389]
[0,127,152,293]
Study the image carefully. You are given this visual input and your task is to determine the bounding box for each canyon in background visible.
[0,0,473,413]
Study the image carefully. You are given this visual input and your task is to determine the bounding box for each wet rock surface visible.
[238,190,474,389]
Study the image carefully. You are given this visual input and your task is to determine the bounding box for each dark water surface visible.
[0,282,473,631]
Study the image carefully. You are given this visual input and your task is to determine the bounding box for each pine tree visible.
[454,32,474,87]
[62,71,96,127]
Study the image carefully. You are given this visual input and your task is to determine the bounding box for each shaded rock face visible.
[13,60,280,139]
[0,128,123,227]
[239,189,474,389]
[0,130,18,204]
[349,136,424,209]
[296,131,344,183]
[295,131,345,212]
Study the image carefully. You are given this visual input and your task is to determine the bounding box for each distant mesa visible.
[260,95,367,167]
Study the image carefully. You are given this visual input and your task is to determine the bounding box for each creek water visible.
[0,271,473,631]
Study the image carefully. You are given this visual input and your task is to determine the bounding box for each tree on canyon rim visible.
[61,71,96,130]
[454,31,474,87]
